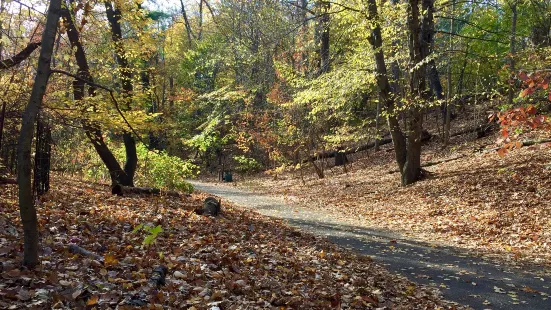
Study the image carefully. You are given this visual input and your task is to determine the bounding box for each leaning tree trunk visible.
[17,0,61,268]
[60,5,129,186]
[105,1,138,186]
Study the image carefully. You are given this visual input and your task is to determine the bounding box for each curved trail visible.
[189,181,551,310]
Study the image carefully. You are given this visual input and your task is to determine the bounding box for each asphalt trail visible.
[189,181,551,310]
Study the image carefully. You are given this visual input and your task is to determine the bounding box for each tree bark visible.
[366,0,407,175]
[180,0,195,45]
[401,0,435,185]
[0,42,41,70]
[319,1,330,74]
[105,1,138,186]
[507,1,517,105]
[443,0,455,146]
[61,4,129,186]
[17,0,61,268]
[0,102,5,151]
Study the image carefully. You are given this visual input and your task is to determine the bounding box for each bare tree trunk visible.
[0,42,41,70]
[374,96,381,151]
[198,0,204,41]
[443,0,455,146]
[319,1,330,74]
[366,0,407,174]
[17,0,61,268]
[456,42,469,97]
[0,102,5,151]
[179,0,195,45]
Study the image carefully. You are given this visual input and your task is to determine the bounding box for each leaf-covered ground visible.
[0,179,462,309]
[222,131,551,270]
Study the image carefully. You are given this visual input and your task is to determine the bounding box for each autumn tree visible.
[17,0,61,268]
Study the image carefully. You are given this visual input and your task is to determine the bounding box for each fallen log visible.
[302,130,432,164]
[68,244,103,261]
[450,122,498,139]
[0,177,17,185]
[388,154,466,174]
[111,185,180,197]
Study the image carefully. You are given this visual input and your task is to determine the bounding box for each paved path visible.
[189,181,551,310]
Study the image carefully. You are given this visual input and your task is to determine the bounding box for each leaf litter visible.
[0,178,463,309]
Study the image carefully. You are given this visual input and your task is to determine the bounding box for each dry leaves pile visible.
[0,178,459,309]
[230,132,551,269]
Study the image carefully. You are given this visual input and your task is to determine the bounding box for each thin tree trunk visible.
[507,2,517,105]
[0,102,5,151]
[444,0,455,146]
[401,0,434,185]
[456,42,469,97]
[180,0,195,45]
[375,96,381,151]
[198,0,204,41]
[17,0,61,268]
[366,0,407,174]
[0,42,41,70]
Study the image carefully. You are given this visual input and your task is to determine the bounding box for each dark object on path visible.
[219,170,233,182]
[111,184,180,197]
[195,197,221,216]
[149,265,168,286]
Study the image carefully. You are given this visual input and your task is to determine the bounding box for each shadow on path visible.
[189,181,551,310]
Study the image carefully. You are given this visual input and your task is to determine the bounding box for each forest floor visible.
[0,179,460,309]
[203,129,551,270]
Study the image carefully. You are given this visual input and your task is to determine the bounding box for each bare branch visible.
[0,42,41,70]
[50,69,145,144]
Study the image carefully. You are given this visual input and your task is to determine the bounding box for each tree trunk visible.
[443,0,455,146]
[17,0,61,268]
[0,42,41,70]
[507,2,517,105]
[374,96,381,151]
[319,2,330,74]
[0,102,5,151]
[105,1,138,186]
[456,43,469,97]
[33,115,51,196]
[401,0,434,185]
[61,5,128,186]
[366,0,407,175]
[180,0,195,45]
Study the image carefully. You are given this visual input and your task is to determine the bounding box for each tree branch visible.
[0,42,41,70]
[50,69,146,145]
[436,30,507,44]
